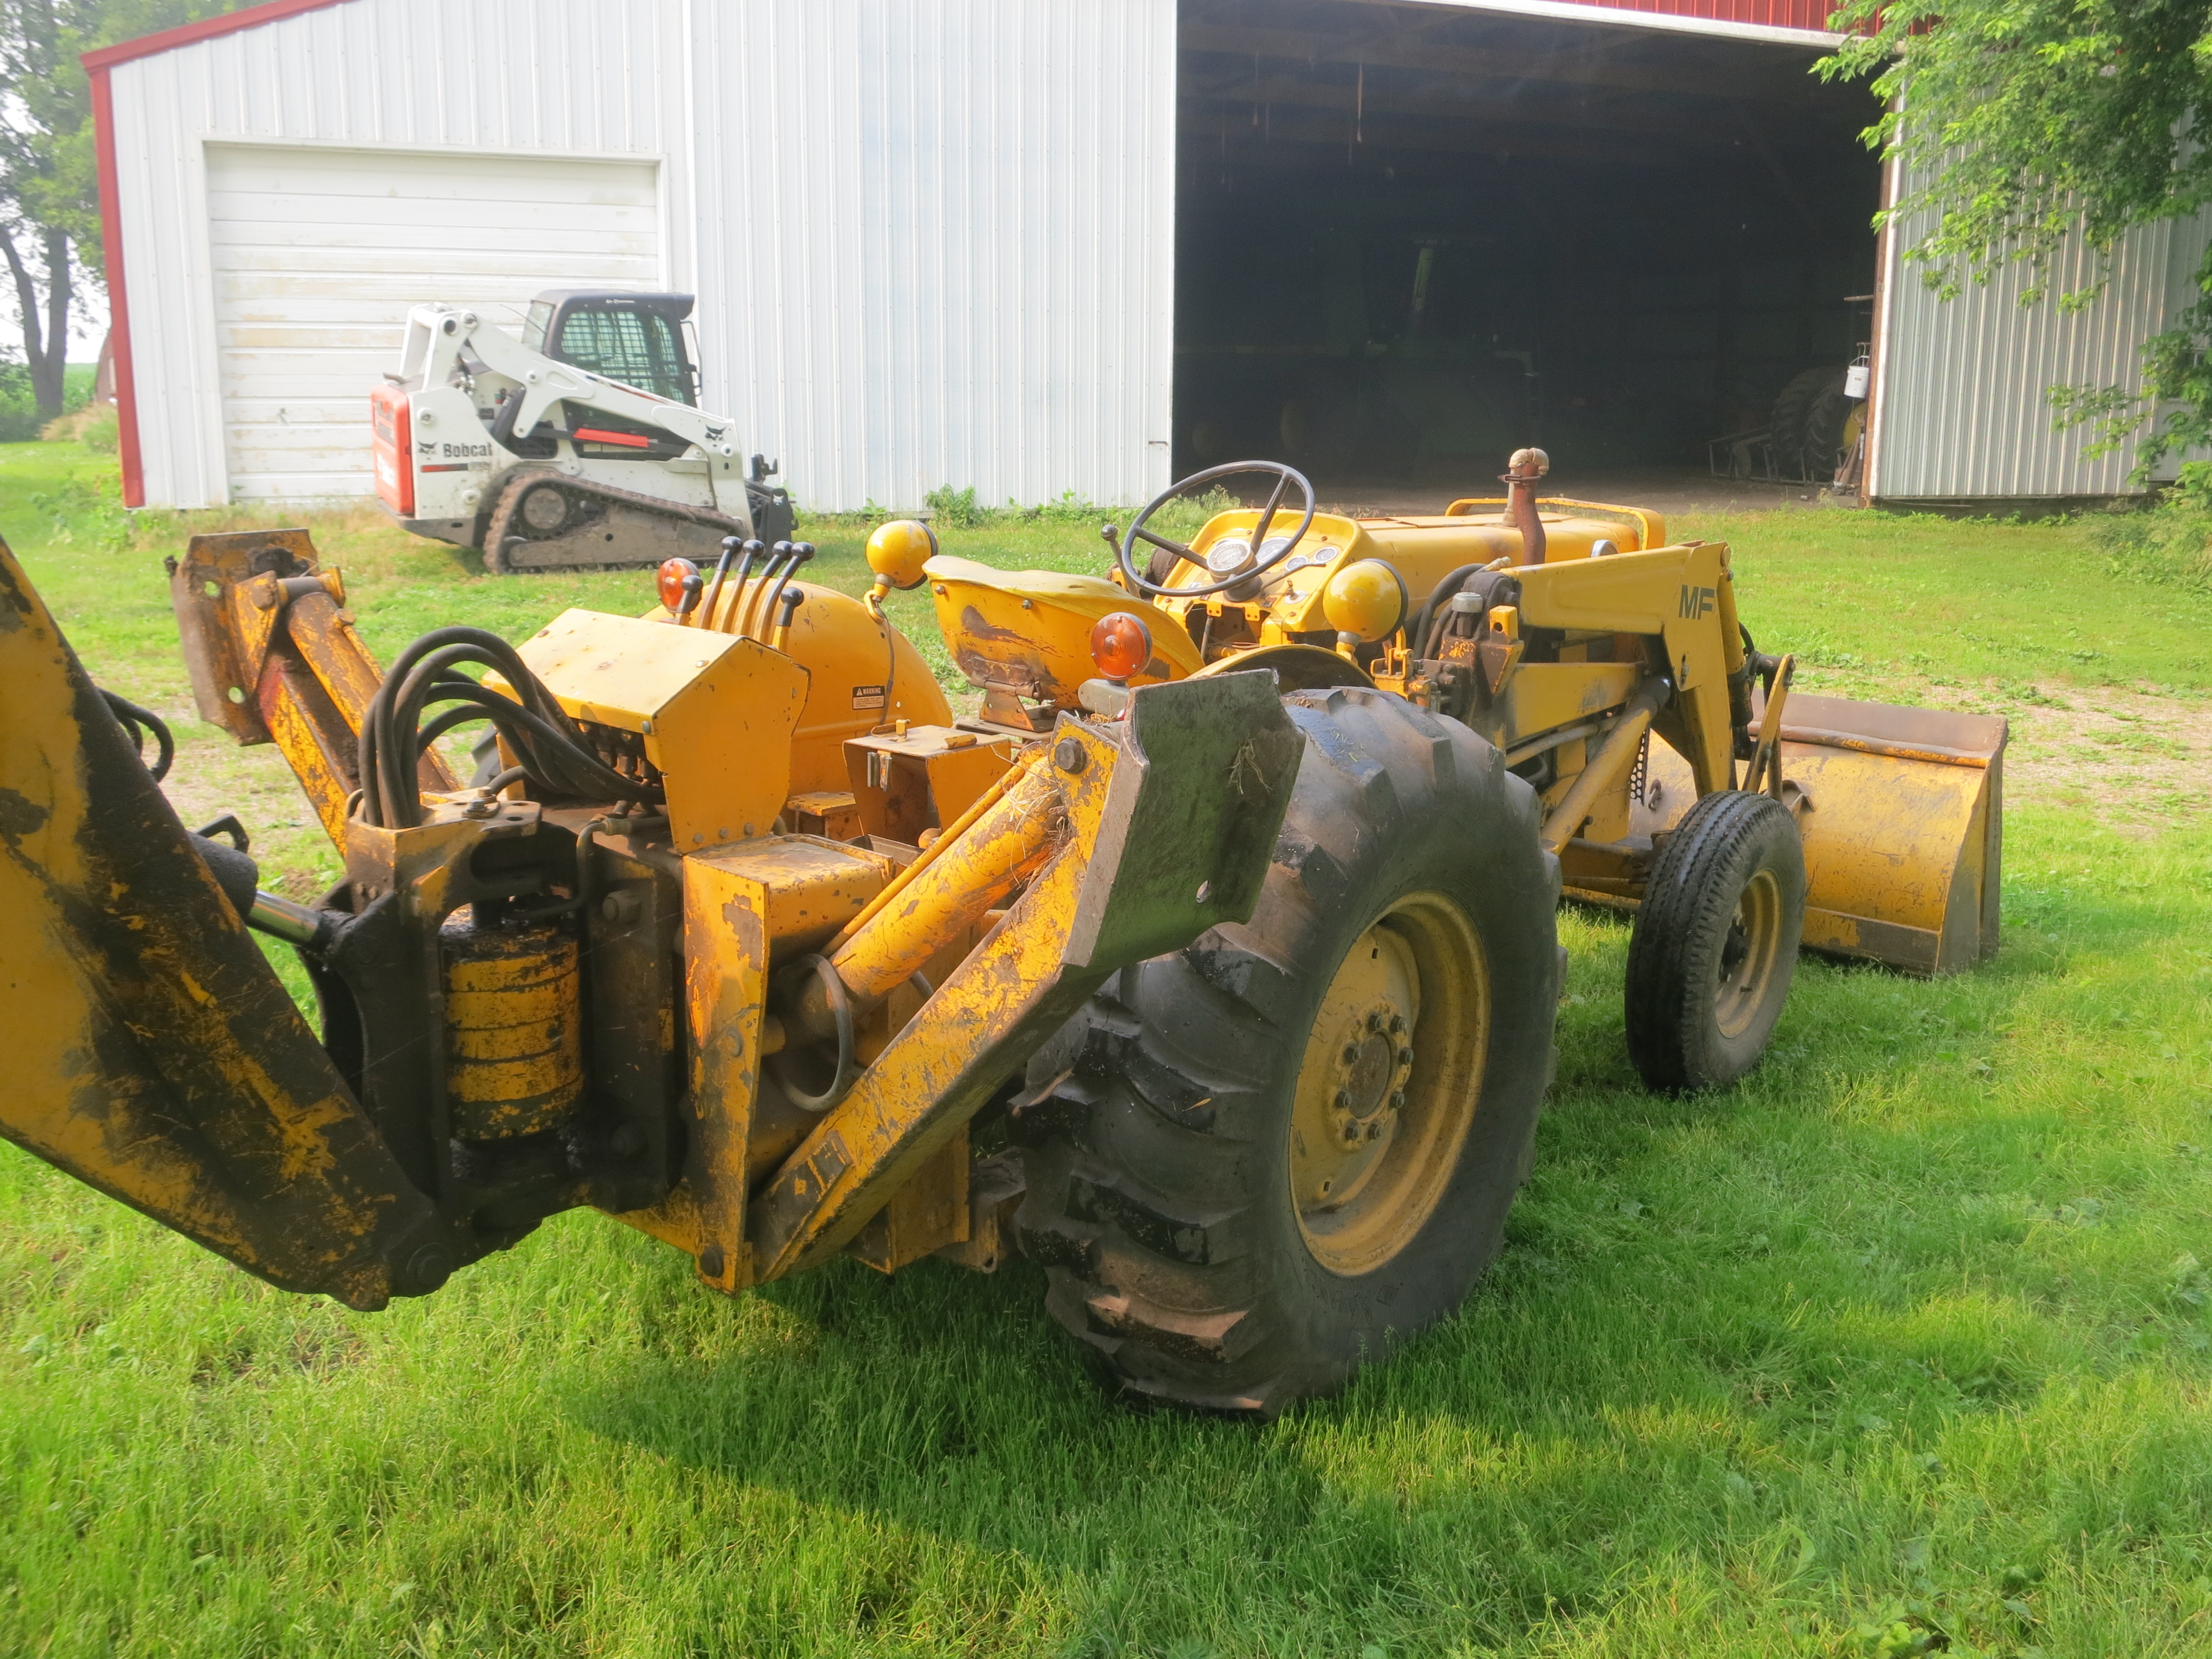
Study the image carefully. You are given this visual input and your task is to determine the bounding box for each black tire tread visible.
[1768,365,1840,482]
[1623,789,1804,1093]
[1016,687,1563,1416]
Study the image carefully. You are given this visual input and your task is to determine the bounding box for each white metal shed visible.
[87,0,2204,512]
[88,0,1176,513]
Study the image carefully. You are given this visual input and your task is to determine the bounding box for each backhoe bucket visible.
[1775,693,2006,976]
[0,539,444,1308]
[1636,692,2005,976]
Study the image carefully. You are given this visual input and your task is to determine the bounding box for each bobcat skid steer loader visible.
[371,291,796,575]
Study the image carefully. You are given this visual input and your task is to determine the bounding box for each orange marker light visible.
[657,556,701,616]
[1089,611,1154,684]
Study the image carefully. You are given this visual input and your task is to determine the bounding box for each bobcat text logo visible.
[1677,584,1717,619]
[440,442,494,459]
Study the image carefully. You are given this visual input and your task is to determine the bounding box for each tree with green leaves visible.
[1822,1,2212,482]
[0,1,238,421]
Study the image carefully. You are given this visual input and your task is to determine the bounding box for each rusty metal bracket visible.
[169,528,458,848]
[1745,652,1795,799]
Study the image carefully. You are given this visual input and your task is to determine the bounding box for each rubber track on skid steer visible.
[484,468,749,574]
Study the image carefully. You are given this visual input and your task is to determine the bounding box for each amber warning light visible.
[1089,612,1154,684]
[657,557,702,618]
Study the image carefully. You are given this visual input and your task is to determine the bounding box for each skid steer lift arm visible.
[0,535,1301,1308]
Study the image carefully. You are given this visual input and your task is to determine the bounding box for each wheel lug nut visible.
[1366,1011,1383,1033]
[1389,1089,1405,1112]
[1397,1046,1413,1067]
[1388,1014,1406,1034]
[1366,1120,1382,1140]
[1342,1123,1360,1144]
[1333,1088,1350,1112]
[1341,1042,1360,1066]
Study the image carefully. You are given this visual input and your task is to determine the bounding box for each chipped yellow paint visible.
[925,555,1199,704]
[442,920,583,1139]
[618,838,889,1292]
[0,539,423,1308]
[829,759,1061,1004]
[758,841,1096,1280]
[515,609,810,852]
[661,578,952,795]
[749,719,1125,1280]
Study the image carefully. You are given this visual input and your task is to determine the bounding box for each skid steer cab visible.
[369,291,796,576]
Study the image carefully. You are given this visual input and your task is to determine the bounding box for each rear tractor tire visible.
[1624,789,1804,1093]
[1014,687,1564,1416]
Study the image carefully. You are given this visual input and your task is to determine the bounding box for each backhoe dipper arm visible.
[0,540,449,1309]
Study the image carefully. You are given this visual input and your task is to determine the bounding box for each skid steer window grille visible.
[554,310,695,405]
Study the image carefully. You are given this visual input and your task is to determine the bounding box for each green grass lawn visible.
[4,443,2212,1658]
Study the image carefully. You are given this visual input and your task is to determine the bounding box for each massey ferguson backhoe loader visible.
[0,448,2003,1415]
[371,291,796,575]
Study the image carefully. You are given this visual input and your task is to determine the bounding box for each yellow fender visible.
[924,555,1202,708]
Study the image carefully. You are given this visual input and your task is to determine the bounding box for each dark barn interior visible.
[1172,1,1886,495]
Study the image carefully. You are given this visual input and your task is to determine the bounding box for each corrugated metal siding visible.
[207,145,660,498]
[687,0,1178,512]
[107,0,1175,512]
[1869,197,2212,499]
[107,0,685,508]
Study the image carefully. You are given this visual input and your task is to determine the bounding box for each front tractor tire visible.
[1624,789,1804,1093]
[1014,688,1564,1416]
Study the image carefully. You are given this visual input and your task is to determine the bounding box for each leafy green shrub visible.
[27,471,132,551]
[2092,466,2212,592]
[921,484,986,528]
[0,366,44,442]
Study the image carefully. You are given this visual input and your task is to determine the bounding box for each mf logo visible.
[1678,583,1717,619]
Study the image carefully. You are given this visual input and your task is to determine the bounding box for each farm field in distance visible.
[3,440,2211,1658]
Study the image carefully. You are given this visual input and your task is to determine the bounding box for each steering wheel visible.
[1115,460,1318,600]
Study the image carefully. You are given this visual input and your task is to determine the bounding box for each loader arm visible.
[441,308,742,462]
[0,540,450,1308]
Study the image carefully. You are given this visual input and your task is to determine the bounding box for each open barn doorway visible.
[1172,1,1885,508]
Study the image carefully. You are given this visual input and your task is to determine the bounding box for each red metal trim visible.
[81,0,353,71]
[575,427,653,448]
[1570,0,1840,25]
[88,66,142,508]
[84,0,358,506]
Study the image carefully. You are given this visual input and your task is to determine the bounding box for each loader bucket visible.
[1635,692,2005,976]
[1775,693,2006,976]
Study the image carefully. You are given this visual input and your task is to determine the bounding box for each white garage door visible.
[206,144,662,500]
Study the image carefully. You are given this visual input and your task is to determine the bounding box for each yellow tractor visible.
[0,451,2004,1415]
